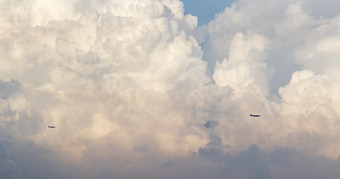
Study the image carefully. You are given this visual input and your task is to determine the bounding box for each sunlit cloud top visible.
[1,0,340,178]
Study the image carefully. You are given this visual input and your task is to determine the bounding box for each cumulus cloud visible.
[1,0,340,178]
[213,32,270,97]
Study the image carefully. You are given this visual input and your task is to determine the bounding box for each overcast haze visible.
[1,0,340,178]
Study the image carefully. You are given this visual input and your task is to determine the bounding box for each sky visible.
[181,0,233,25]
[1,0,340,178]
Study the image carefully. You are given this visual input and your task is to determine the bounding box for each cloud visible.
[213,32,270,97]
[0,138,22,179]
[219,145,340,179]
[0,79,21,99]
[1,0,340,178]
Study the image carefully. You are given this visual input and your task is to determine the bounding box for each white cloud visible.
[213,32,269,97]
[1,0,340,178]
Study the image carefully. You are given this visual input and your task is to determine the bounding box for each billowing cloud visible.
[1,0,340,178]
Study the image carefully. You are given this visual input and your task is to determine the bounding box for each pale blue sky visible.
[181,0,234,25]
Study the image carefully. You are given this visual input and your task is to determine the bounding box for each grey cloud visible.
[199,136,224,161]
[203,120,219,128]
[6,141,340,179]
[83,145,340,179]
[201,145,340,179]
[222,145,270,179]
[0,79,21,99]
[0,138,11,161]
[0,138,22,179]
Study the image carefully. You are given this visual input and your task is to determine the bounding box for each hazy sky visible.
[2,0,340,178]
